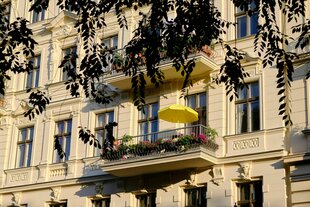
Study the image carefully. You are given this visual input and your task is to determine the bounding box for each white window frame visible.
[102,35,119,50]
[138,102,159,142]
[94,111,115,157]
[235,0,258,38]
[31,8,46,23]
[16,126,34,168]
[53,119,72,163]
[61,46,77,81]
[235,81,260,134]
[25,55,41,89]
[186,92,207,126]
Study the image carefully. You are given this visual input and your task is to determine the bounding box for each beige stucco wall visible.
[0,0,310,206]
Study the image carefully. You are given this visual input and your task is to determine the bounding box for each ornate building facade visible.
[0,0,309,207]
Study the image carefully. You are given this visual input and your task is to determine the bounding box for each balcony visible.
[101,125,219,177]
[102,46,218,90]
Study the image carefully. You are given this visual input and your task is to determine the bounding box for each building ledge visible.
[283,152,310,164]
[101,146,218,177]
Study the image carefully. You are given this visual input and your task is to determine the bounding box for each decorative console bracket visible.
[212,164,224,185]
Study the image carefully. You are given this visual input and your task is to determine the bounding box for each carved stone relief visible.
[10,172,28,183]
[95,183,104,195]
[233,138,259,151]
[185,171,196,185]
[11,192,21,206]
[212,164,224,185]
[238,162,252,180]
[50,187,61,202]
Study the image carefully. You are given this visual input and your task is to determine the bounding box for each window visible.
[187,92,207,126]
[50,202,67,207]
[138,102,159,142]
[91,198,111,207]
[102,36,120,72]
[102,35,118,50]
[32,8,45,23]
[53,120,72,163]
[236,1,258,38]
[136,193,156,207]
[236,180,263,207]
[61,47,77,81]
[184,187,207,207]
[235,82,260,133]
[16,127,34,168]
[26,55,40,89]
[94,111,114,156]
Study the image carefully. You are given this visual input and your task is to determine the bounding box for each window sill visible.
[226,35,256,45]
[5,166,36,172]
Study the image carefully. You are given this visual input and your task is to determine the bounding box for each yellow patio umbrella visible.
[158,104,198,123]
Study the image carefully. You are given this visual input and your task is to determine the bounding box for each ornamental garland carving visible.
[233,138,259,150]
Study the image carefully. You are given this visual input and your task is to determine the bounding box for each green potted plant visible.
[112,52,124,72]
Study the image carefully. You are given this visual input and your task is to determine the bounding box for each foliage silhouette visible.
[0,0,309,154]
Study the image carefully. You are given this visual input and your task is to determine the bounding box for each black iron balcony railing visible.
[103,124,218,161]
[103,46,215,75]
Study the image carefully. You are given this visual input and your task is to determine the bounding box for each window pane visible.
[65,135,71,160]
[198,108,207,126]
[32,10,45,23]
[18,144,25,167]
[187,95,196,108]
[237,181,262,207]
[151,120,158,142]
[139,122,148,135]
[237,16,247,38]
[250,82,259,98]
[251,101,260,131]
[236,103,247,133]
[26,142,32,166]
[34,68,40,87]
[103,39,110,48]
[95,130,104,156]
[199,93,206,107]
[151,103,158,118]
[137,193,156,207]
[107,111,114,123]
[111,36,118,49]
[240,183,250,201]
[20,128,27,141]
[97,114,105,127]
[140,105,148,120]
[237,85,247,100]
[67,120,72,133]
[185,187,207,207]
[26,70,33,88]
[57,122,64,135]
[250,13,258,35]
[253,181,263,207]
[29,127,34,140]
